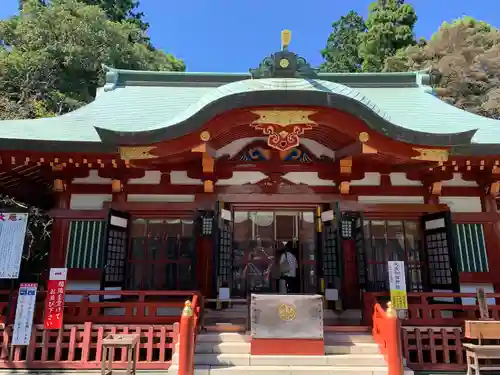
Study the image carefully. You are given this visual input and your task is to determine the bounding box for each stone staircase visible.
[170,329,414,374]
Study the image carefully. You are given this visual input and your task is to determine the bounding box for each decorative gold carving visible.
[358,132,370,143]
[204,180,214,193]
[119,146,157,161]
[412,148,449,162]
[489,182,500,197]
[200,131,211,142]
[429,181,442,196]
[250,109,317,152]
[111,179,123,193]
[340,157,352,174]
[279,58,289,68]
[278,303,296,321]
[53,179,65,192]
[339,181,350,195]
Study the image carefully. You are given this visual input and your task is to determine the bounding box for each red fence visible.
[402,327,466,371]
[364,291,500,326]
[0,323,178,369]
[0,290,200,325]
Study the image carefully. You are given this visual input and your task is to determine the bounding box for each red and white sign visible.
[44,268,67,330]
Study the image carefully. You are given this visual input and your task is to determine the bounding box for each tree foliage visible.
[385,17,500,119]
[320,11,366,73]
[0,0,184,119]
[358,0,417,72]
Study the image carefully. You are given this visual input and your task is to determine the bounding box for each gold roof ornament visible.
[281,29,292,50]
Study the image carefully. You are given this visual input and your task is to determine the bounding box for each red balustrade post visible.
[385,302,404,375]
[178,300,194,375]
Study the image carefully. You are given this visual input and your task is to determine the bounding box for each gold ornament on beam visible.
[429,181,442,196]
[411,148,449,163]
[111,179,123,193]
[119,146,158,161]
[53,179,66,192]
[250,109,317,152]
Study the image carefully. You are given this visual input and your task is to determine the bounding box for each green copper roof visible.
[0,64,499,153]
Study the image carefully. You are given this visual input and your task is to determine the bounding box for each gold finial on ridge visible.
[281,29,292,50]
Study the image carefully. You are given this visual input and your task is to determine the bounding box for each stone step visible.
[324,342,379,355]
[324,332,375,344]
[197,332,250,343]
[173,354,386,367]
[195,342,251,354]
[169,365,414,375]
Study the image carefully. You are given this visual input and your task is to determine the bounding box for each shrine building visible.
[0,32,500,326]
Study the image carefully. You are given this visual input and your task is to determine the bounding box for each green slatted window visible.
[66,220,106,268]
[452,223,489,273]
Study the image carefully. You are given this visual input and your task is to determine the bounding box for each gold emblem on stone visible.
[278,303,296,321]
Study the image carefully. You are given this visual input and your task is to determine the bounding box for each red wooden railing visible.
[0,323,178,369]
[364,291,500,326]
[176,295,203,375]
[372,302,404,375]
[0,289,200,325]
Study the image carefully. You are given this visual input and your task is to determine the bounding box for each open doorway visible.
[231,210,317,297]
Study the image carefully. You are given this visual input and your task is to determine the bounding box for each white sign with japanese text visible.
[12,283,38,346]
[388,261,408,310]
[0,213,29,279]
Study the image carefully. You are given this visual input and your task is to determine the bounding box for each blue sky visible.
[2,0,500,72]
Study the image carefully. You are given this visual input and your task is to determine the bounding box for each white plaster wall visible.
[282,172,335,186]
[390,173,422,186]
[439,197,482,212]
[357,196,424,204]
[128,170,162,184]
[72,170,111,184]
[351,172,380,186]
[169,171,203,185]
[69,194,112,209]
[442,173,478,187]
[460,283,495,306]
[126,194,195,202]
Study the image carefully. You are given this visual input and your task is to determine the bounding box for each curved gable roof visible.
[0,67,498,154]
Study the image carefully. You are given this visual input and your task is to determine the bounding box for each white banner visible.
[12,283,38,346]
[0,213,29,279]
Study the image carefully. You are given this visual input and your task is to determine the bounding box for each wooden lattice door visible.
[100,209,130,291]
[320,203,342,291]
[214,201,234,295]
[422,211,460,292]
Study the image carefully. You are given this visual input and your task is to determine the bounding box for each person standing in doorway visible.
[280,242,298,294]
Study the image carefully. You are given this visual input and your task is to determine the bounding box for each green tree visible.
[385,17,500,119]
[320,11,366,73]
[358,0,417,72]
[0,0,184,119]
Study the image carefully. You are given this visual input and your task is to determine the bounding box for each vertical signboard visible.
[0,213,29,279]
[388,261,408,310]
[12,283,38,346]
[44,268,67,330]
